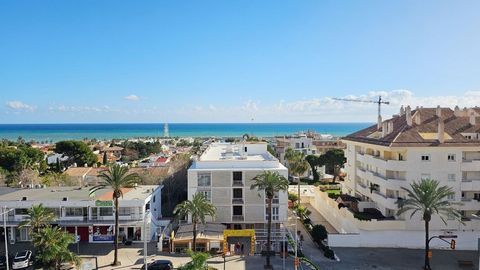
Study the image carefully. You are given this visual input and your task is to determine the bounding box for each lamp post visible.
[2,206,14,270]
[292,211,299,270]
[144,210,150,270]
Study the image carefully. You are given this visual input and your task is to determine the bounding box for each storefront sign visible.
[95,200,113,207]
[93,235,114,242]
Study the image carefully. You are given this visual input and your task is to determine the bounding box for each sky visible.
[1,0,480,123]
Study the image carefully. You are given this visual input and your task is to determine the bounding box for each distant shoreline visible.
[0,122,372,142]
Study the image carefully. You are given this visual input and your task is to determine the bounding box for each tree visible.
[310,225,328,244]
[251,171,289,269]
[174,193,216,251]
[19,204,55,234]
[320,149,346,184]
[103,152,108,165]
[305,155,320,181]
[285,148,310,204]
[55,140,97,167]
[89,165,140,266]
[396,179,462,270]
[32,226,80,269]
[178,251,210,270]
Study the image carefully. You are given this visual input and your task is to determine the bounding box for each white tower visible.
[164,123,169,138]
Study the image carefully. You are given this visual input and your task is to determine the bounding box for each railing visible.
[232,215,244,221]
[232,198,244,204]
[232,180,244,187]
[265,198,280,204]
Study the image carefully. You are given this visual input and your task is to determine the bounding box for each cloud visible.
[124,94,140,101]
[49,105,114,113]
[5,101,35,112]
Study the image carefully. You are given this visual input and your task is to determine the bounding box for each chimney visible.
[414,110,421,125]
[470,111,476,125]
[400,105,405,115]
[381,121,389,137]
[388,121,394,134]
[406,106,412,126]
[377,115,382,130]
[437,119,445,144]
[454,106,460,117]
[436,106,442,118]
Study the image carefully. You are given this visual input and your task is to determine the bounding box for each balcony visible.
[461,159,480,171]
[357,152,406,171]
[370,191,399,209]
[461,179,480,191]
[460,198,480,210]
[232,180,244,187]
[232,198,244,204]
[232,215,244,221]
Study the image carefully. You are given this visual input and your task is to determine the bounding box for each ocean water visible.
[0,123,371,142]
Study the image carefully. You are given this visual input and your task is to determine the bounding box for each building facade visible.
[185,142,288,252]
[342,106,480,233]
[0,185,166,244]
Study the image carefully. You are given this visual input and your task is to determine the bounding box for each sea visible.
[0,123,371,142]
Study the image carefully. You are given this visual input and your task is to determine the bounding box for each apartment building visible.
[342,105,480,232]
[0,185,165,244]
[188,142,288,228]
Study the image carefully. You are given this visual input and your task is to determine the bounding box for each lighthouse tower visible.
[164,123,169,138]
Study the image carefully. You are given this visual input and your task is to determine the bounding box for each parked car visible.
[12,250,33,269]
[140,260,173,270]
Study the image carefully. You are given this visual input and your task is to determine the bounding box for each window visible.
[65,208,83,217]
[118,207,132,216]
[198,191,211,202]
[398,153,404,161]
[233,171,242,181]
[153,195,155,203]
[233,206,243,216]
[15,208,28,215]
[233,188,243,199]
[447,194,455,201]
[266,207,279,221]
[198,172,211,187]
[448,174,456,182]
[47,208,61,217]
[99,207,113,216]
[447,154,456,161]
[244,147,248,152]
[421,155,430,161]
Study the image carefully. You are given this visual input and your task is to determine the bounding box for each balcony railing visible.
[232,198,244,204]
[232,215,244,221]
[232,180,244,187]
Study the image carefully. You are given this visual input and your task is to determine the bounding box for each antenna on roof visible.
[333,95,390,129]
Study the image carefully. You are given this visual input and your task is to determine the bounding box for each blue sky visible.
[1,0,479,123]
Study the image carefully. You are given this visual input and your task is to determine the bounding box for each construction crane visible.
[333,96,390,128]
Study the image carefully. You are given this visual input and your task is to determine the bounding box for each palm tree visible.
[285,149,310,204]
[19,204,55,234]
[251,171,289,269]
[32,226,80,269]
[174,192,216,251]
[396,179,462,270]
[89,164,140,266]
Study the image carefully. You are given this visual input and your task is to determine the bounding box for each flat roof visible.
[0,185,160,202]
[199,143,274,162]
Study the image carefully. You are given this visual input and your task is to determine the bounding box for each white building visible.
[185,142,288,252]
[337,106,480,249]
[0,185,167,244]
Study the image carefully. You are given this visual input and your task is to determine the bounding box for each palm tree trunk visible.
[113,196,119,265]
[424,219,430,270]
[192,221,197,252]
[265,197,272,268]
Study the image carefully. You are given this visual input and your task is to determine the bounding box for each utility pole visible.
[3,206,14,270]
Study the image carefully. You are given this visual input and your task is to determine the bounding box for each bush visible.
[288,192,299,203]
[310,225,328,244]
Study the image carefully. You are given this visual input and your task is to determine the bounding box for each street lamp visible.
[144,209,150,270]
[2,206,15,270]
[292,211,300,270]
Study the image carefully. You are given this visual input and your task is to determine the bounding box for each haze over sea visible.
[0,123,371,142]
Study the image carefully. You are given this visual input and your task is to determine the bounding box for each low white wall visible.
[299,185,480,250]
[328,230,480,250]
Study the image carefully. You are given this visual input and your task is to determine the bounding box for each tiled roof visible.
[343,107,480,147]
